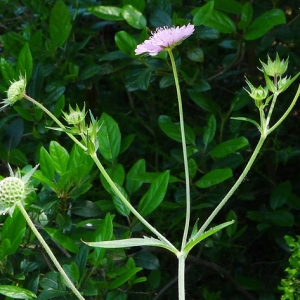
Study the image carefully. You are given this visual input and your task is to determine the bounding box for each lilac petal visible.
[135,24,195,56]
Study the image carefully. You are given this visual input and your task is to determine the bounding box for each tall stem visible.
[197,135,266,236]
[90,152,177,253]
[23,94,87,152]
[167,49,191,249]
[177,252,186,300]
[17,204,85,300]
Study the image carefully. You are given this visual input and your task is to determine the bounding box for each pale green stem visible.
[23,93,177,253]
[90,152,177,253]
[264,92,279,132]
[197,135,266,236]
[268,84,300,135]
[23,94,87,152]
[17,204,85,300]
[177,252,186,300]
[167,49,191,250]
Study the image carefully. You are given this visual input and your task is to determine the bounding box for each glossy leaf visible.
[244,9,286,40]
[125,67,152,91]
[49,0,71,47]
[112,184,131,217]
[122,0,145,12]
[188,90,220,114]
[16,43,32,79]
[133,250,159,270]
[238,2,253,30]
[88,6,124,21]
[3,118,24,151]
[204,10,236,33]
[108,267,142,290]
[98,113,121,162]
[213,0,242,14]
[270,211,294,227]
[115,31,137,56]
[49,141,69,175]
[0,285,36,299]
[138,170,170,216]
[1,208,26,256]
[121,5,146,29]
[196,168,233,188]
[39,146,55,181]
[270,181,292,210]
[187,47,204,62]
[192,2,214,26]
[0,58,16,84]
[44,228,79,253]
[158,115,195,145]
[126,159,146,194]
[203,114,216,148]
[210,137,249,158]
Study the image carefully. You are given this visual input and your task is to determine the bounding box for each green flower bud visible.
[0,177,25,213]
[260,53,288,77]
[0,76,26,111]
[244,78,268,107]
[62,104,86,130]
[0,164,38,216]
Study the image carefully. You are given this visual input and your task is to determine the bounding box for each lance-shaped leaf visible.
[84,236,178,254]
[184,220,234,254]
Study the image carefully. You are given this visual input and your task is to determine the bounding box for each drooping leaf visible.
[210,137,249,158]
[0,285,37,299]
[138,170,169,216]
[49,0,72,47]
[195,168,233,188]
[244,9,286,40]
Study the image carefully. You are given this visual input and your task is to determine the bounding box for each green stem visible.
[167,49,191,249]
[23,94,87,152]
[90,152,177,253]
[17,204,85,300]
[177,252,186,300]
[268,84,300,135]
[197,135,266,236]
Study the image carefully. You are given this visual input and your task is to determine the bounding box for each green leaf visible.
[226,210,237,237]
[3,118,24,151]
[204,10,236,33]
[1,208,26,256]
[270,181,292,210]
[0,285,37,299]
[213,0,242,14]
[49,0,71,47]
[187,47,204,62]
[0,58,16,85]
[44,228,79,253]
[126,159,146,194]
[121,5,146,29]
[185,221,234,254]
[112,184,131,217]
[192,1,214,26]
[125,67,152,91]
[210,137,249,158]
[196,168,233,188]
[203,114,216,148]
[244,9,286,40]
[98,113,121,162]
[39,146,55,181]
[88,6,124,21]
[158,115,195,145]
[133,251,159,270]
[85,236,175,252]
[238,2,253,30]
[49,141,69,175]
[70,261,80,282]
[108,267,142,290]
[138,170,169,217]
[115,31,137,56]
[100,164,125,193]
[122,0,145,12]
[16,43,33,80]
[270,211,294,227]
[230,116,260,130]
[187,90,220,114]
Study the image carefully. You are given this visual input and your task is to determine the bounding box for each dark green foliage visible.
[0,0,300,299]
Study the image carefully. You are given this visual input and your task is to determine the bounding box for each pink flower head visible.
[135,24,195,56]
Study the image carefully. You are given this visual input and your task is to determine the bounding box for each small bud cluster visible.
[244,54,296,109]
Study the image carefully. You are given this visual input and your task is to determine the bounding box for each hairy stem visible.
[18,204,85,300]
